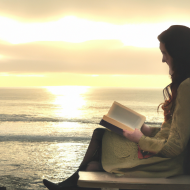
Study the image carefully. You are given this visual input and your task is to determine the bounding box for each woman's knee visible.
[92,128,105,140]
[93,128,105,135]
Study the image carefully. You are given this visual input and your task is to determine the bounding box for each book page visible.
[107,103,143,129]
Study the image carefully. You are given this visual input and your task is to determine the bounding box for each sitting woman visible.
[43,25,190,190]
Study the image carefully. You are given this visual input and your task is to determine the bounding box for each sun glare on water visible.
[45,86,90,118]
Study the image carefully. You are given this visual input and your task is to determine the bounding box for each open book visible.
[99,101,146,136]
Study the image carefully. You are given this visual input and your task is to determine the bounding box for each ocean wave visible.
[145,121,162,126]
[0,114,99,124]
[0,135,91,142]
[0,114,163,126]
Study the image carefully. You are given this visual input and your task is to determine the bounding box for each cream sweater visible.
[139,78,190,157]
[102,78,190,177]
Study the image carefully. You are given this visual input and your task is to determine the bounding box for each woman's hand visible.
[123,128,143,143]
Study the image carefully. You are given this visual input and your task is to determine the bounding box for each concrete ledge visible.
[78,171,190,190]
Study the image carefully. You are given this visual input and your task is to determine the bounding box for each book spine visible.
[99,119,123,136]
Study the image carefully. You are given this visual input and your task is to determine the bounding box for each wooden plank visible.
[77,172,190,190]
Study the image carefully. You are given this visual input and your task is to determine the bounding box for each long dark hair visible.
[158,25,190,121]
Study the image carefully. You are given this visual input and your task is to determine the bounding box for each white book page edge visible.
[108,101,146,119]
[106,101,146,129]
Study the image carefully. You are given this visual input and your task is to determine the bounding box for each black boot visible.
[43,179,62,190]
[58,170,79,187]
[43,169,79,190]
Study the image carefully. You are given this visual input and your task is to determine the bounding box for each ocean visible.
[0,86,165,190]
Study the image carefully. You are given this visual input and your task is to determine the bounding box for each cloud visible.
[0,40,168,75]
[0,16,172,46]
[0,0,190,23]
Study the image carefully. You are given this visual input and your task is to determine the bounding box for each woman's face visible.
[159,42,174,75]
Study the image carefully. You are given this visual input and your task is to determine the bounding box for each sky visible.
[1,0,190,87]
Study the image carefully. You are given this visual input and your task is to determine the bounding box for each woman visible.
[43,25,190,190]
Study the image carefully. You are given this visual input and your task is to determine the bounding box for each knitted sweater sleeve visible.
[149,127,161,137]
[138,79,190,158]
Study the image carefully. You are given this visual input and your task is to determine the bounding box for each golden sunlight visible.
[45,86,90,118]
[0,73,171,88]
[1,15,190,47]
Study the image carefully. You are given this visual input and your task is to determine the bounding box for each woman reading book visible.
[43,25,190,190]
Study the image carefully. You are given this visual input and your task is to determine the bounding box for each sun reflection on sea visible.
[44,86,90,118]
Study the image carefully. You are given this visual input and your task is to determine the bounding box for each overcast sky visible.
[0,0,190,86]
[1,0,190,23]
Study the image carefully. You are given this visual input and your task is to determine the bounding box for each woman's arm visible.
[123,79,190,157]
[138,79,190,157]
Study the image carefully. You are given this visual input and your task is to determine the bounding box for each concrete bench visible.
[77,171,190,190]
